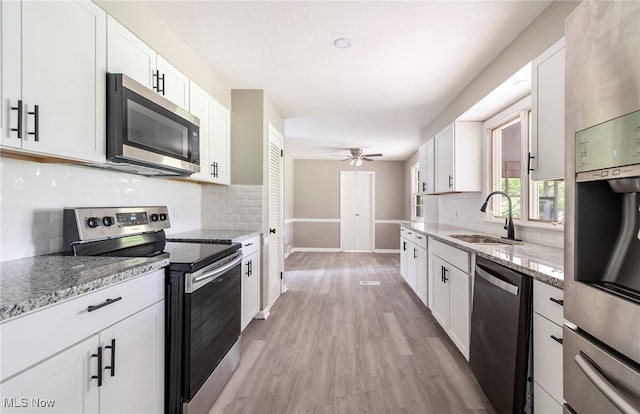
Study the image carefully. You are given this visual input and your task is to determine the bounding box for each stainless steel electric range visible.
[63,206,242,413]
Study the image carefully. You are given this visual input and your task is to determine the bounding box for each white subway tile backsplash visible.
[201,184,263,231]
[1,157,201,261]
[437,192,563,248]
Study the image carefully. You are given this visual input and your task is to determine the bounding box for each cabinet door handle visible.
[550,335,563,345]
[153,70,160,92]
[422,182,426,191]
[527,152,535,174]
[448,175,453,189]
[104,339,116,377]
[441,266,444,283]
[91,346,103,386]
[402,241,406,251]
[160,72,165,95]
[249,259,253,276]
[10,100,23,139]
[413,248,418,259]
[443,267,449,283]
[27,105,39,142]
[549,297,564,306]
[87,297,122,312]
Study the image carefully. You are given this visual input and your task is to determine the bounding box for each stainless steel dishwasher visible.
[469,256,532,414]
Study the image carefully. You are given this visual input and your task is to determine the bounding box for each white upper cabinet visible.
[434,122,482,194]
[531,38,565,181]
[418,139,435,194]
[210,98,231,185]
[1,0,106,163]
[107,16,189,109]
[189,81,230,185]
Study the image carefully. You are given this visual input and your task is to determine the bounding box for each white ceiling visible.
[145,1,550,161]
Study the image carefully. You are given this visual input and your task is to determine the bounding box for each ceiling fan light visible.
[349,159,356,166]
[355,158,363,167]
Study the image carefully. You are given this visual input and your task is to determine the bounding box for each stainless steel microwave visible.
[106,73,200,176]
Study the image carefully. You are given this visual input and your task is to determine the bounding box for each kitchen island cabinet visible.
[0,267,166,413]
[1,0,106,163]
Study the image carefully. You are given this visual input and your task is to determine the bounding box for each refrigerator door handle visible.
[575,352,640,414]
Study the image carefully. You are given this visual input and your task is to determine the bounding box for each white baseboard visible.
[375,249,401,253]
[255,307,270,320]
[291,247,341,253]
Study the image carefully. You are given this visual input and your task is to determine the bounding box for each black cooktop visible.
[164,241,241,273]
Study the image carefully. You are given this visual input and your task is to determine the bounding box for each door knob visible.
[269,228,276,234]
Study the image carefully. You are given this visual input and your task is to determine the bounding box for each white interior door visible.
[340,171,374,252]
[268,125,285,302]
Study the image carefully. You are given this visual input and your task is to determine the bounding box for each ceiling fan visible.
[337,148,383,166]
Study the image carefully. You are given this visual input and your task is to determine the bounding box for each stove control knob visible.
[86,217,100,229]
[150,214,159,222]
[159,213,168,221]
[102,216,114,227]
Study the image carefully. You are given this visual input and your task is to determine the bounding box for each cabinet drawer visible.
[534,382,563,414]
[533,279,564,325]
[0,269,165,381]
[240,235,260,256]
[533,313,564,405]
[414,233,427,249]
[429,238,469,273]
[403,228,416,243]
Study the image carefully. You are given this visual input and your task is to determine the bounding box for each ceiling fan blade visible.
[341,157,352,161]
[362,157,375,162]
[363,153,383,157]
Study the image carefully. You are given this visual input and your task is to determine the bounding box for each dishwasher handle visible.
[475,265,519,296]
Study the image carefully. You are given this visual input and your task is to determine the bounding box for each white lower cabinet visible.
[429,238,471,360]
[533,280,565,413]
[0,270,165,413]
[241,235,261,331]
[0,335,99,412]
[399,227,428,306]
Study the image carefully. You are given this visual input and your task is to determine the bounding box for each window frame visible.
[410,162,424,220]
[484,95,564,230]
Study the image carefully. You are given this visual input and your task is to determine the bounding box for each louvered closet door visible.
[268,125,284,302]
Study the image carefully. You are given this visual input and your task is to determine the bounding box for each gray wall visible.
[292,159,404,250]
[230,90,264,185]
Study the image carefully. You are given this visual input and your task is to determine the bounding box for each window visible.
[489,106,564,225]
[411,163,424,220]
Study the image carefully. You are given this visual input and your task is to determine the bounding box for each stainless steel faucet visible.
[480,191,520,241]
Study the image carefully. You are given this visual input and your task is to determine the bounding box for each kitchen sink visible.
[449,234,523,245]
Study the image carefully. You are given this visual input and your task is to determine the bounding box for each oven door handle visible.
[188,252,243,293]
[575,353,640,414]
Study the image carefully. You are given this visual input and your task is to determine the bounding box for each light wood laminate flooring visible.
[210,252,495,414]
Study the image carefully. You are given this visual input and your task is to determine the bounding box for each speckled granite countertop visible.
[167,229,261,243]
[0,256,169,322]
[401,222,564,289]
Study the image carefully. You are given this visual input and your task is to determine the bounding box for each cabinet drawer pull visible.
[91,346,103,386]
[549,297,564,306]
[550,335,563,345]
[104,338,116,377]
[10,100,23,139]
[27,105,39,142]
[87,296,122,312]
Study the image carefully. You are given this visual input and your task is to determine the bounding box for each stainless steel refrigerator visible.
[564,2,640,413]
